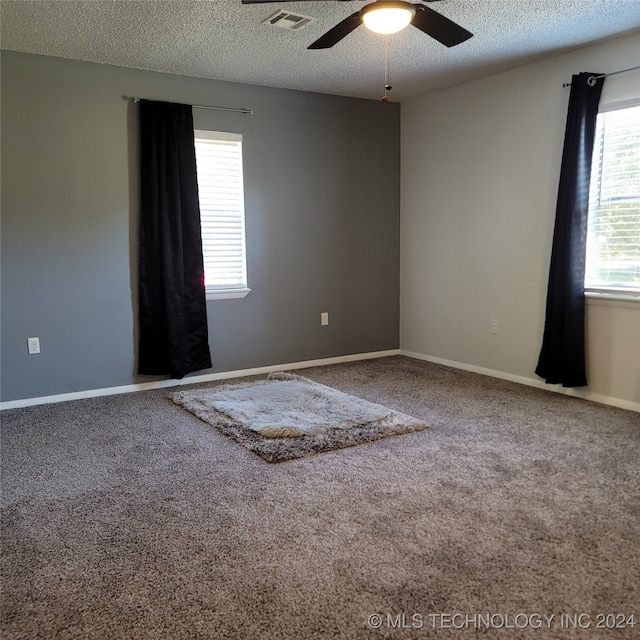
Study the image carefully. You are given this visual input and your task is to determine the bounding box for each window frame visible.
[584,98,640,303]
[194,129,250,301]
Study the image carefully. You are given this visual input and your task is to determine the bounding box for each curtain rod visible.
[127,96,253,115]
[562,65,640,88]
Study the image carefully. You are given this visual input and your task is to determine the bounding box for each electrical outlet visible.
[321,312,329,326]
[27,337,41,354]
[490,319,498,334]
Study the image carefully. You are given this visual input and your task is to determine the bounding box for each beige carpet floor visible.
[1,356,639,639]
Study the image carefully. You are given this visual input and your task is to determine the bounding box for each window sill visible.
[585,289,639,301]
[585,289,640,310]
[206,288,251,301]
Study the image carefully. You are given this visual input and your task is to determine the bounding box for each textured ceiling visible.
[1,0,639,101]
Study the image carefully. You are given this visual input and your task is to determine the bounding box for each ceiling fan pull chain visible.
[383,35,392,101]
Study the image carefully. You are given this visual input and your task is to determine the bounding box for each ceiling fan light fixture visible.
[361,1,416,35]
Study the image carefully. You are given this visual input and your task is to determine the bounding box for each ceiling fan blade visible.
[307,11,362,49]
[411,4,472,47]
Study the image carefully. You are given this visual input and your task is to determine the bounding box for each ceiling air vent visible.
[263,10,316,30]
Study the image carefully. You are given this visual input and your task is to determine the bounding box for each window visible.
[585,103,640,298]
[194,130,249,300]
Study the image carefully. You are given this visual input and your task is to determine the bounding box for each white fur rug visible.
[171,372,429,462]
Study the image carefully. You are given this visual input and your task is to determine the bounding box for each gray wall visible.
[1,51,400,402]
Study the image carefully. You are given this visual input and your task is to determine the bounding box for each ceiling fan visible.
[241,0,473,49]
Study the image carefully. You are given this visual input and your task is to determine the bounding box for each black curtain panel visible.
[138,100,212,379]
[536,72,604,387]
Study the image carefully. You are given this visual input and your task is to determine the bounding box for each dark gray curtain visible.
[138,100,212,379]
[536,72,604,387]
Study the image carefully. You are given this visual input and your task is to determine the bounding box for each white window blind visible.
[585,104,640,294]
[194,130,248,296]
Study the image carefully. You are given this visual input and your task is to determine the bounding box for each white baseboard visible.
[400,350,640,413]
[5,349,636,413]
[0,350,401,410]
